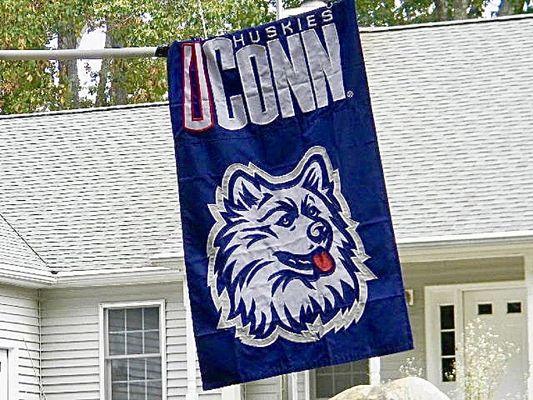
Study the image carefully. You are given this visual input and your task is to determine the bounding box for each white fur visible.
[207,146,376,347]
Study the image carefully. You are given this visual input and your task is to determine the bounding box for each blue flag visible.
[167,0,413,390]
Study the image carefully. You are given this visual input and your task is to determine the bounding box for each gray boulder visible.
[330,377,450,400]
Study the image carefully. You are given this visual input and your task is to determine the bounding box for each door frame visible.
[425,280,525,387]
[0,339,20,400]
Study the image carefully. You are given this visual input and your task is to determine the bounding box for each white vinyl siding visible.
[41,283,191,400]
[244,376,281,400]
[380,257,525,381]
[3,257,521,400]
[242,373,311,400]
[40,282,295,400]
[0,284,41,400]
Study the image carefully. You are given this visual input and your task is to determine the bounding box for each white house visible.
[1,13,533,400]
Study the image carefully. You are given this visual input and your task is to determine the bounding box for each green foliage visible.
[88,0,274,107]
[0,1,59,113]
[0,0,530,114]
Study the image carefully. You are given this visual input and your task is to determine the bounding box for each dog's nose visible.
[307,221,328,244]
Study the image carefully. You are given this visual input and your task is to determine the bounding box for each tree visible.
[0,1,59,114]
[47,0,94,108]
[1,0,531,115]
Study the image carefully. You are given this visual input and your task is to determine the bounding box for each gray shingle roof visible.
[0,16,532,272]
[0,105,181,271]
[362,16,533,241]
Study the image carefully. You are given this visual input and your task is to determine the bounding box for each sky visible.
[77,29,106,97]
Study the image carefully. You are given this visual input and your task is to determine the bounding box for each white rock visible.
[330,377,450,400]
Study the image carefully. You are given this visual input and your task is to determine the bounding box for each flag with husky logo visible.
[167,0,413,390]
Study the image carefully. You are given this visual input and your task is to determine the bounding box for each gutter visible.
[398,230,533,249]
[53,265,184,288]
[397,230,533,262]
[0,269,56,289]
[359,12,533,33]
[2,231,533,289]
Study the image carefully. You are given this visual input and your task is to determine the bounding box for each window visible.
[314,361,368,399]
[478,303,493,315]
[0,349,8,400]
[103,303,165,400]
[439,305,456,382]
[507,302,522,314]
[0,343,20,400]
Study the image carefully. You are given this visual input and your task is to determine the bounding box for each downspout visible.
[25,289,46,399]
[38,289,46,400]
[524,253,533,399]
[183,279,199,400]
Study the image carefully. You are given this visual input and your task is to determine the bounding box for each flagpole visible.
[0,47,161,61]
[0,1,331,61]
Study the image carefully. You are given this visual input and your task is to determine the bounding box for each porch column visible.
[526,253,533,400]
[221,385,242,400]
[304,371,311,400]
[369,357,381,385]
[291,373,299,399]
[183,279,199,400]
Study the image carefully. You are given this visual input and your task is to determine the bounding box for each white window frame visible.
[99,300,167,400]
[0,339,19,400]
[310,360,370,400]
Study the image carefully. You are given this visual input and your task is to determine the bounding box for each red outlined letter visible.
[182,42,215,133]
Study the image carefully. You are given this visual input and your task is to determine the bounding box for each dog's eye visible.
[276,214,295,228]
[308,206,320,218]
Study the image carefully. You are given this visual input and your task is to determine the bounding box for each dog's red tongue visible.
[312,251,335,273]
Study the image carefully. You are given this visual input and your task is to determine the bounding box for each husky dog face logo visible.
[207,146,376,347]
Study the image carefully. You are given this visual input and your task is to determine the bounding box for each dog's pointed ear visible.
[299,156,332,194]
[231,172,264,209]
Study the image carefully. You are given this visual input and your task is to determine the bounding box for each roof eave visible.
[398,231,533,263]
[0,269,56,289]
[52,264,184,288]
[359,12,533,33]
[3,232,532,289]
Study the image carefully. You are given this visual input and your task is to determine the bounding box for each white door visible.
[427,285,528,399]
[463,288,528,399]
[0,349,8,400]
